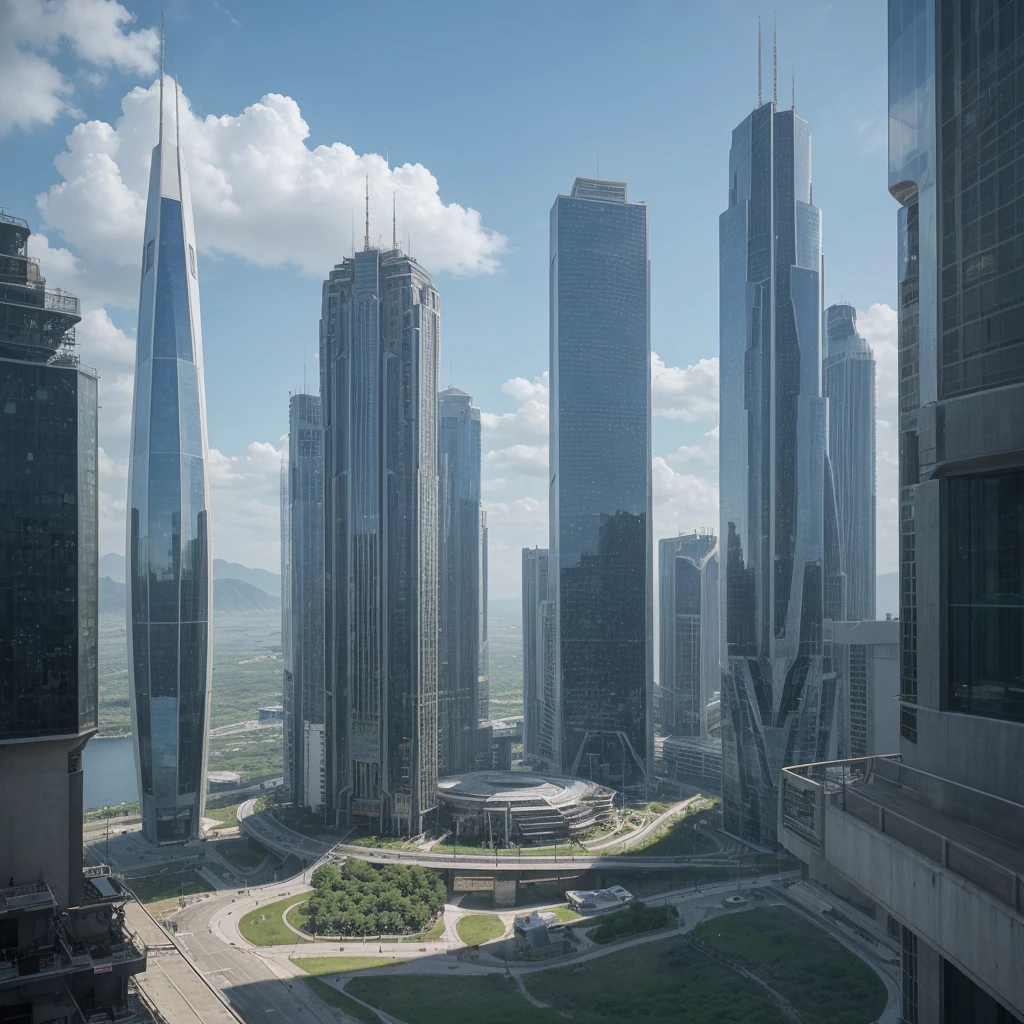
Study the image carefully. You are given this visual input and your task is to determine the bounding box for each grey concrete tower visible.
[321,237,440,836]
[126,72,213,845]
[824,303,876,621]
[437,385,482,776]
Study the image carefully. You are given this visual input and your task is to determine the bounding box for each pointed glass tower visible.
[127,63,213,844]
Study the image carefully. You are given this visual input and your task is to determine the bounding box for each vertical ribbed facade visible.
[280,435,293,798]
[521,547,549,762]
[284,393,325,807]
[321,245,440,835]
[478,510,489,724]
[437,386,481,777]
[127,88,213,845]
[719,101,844,847]
[550,177,653,797]
[824,304,877,621]
[658,531,717,737]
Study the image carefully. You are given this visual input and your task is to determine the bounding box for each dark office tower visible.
[321,236,440,835]
[824,303,877,620]
[283,393,325,808]
[437,386,482,777]
[0,209,146,1021]
[127,74,213,845]
[522,547,550,762]
[478,510,490,722]
[280,435,293,798]
[781,5,1024,1022]
[658,531,717,737]
[719,91,844,848]
[550,177,653,798]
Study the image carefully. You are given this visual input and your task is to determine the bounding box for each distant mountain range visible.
[99,553,281,597]
[98,576,280,615]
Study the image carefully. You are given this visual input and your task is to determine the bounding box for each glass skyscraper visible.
[282,393,325,808]
[127,78,214,845]
[437,385,482,777]
[719,98,844,847]
[550,177,653,797]
[824,303,877,621]
[658,531,717,737]
[321,240,440,835]
[521,547,552,763]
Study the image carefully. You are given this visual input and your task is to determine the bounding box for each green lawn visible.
[126,869,214,904]
[238,894,308,945]
[286,900,311,933]
[302,978,378,1024]
[348,975,540,1024]
[284,902,445,944]
[455,914,504,946]
[291,956,397,975]
[545,906,581,922]
[585,903,673,944]
[695,907,888,1024]
[214,838,266,871]
[400,916,446,942]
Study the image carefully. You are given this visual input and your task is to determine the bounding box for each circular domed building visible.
[436,771,615,846]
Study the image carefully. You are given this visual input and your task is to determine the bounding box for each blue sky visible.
[0,0,899,598]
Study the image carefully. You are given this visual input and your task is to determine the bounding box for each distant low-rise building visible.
[514,910,567,956]
[259,706,285,724]
[565,885,634,914]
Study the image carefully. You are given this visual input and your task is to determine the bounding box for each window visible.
[188,243,197,279]
[900,705,918,743]
[145,238,155,273]
[948,470,1024,722]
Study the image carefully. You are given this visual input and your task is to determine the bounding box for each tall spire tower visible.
[126,46,214,845]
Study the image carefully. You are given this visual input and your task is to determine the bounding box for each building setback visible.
[719,90,844,848]
[127,75,214,845]
[0,208,147,1021]
[824,303,877,621]
[550,177,653,797]
[438,385,482,776]
[321,237,440,835]
[658,530,717,737]
[780,3,1024,1020]
[282,393,325,808]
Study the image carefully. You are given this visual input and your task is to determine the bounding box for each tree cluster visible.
[305,859,447,937]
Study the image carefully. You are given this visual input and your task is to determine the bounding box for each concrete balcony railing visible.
[780,754,1024,914]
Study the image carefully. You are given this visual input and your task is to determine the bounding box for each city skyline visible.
[0,1,903,601]
[126,69,214,845]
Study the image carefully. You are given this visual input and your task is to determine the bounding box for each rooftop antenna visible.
[363,174,370,251]
[158,14,164,143]
[792,67,795,110]
[773,12,778,107]
[392,193,397,251]
[757,17,762,107]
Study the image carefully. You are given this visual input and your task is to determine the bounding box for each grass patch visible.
[238,894,307,946]
[695,906,887,1024]
[348,975,540,1024]
[84,801,139,821]
[586,902,673,944]
[455,914,504,946]
[545,906,581,922]
[125,869,213,904]
[213,838,265,871]
[620,799,719,857]
[350,835,411,849]
[286,900,310,933]
[302,978,378,1024]
[400,916,445,942]
[291,956,396,975]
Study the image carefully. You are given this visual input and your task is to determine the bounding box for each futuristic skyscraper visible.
[127,72,214,845]
[550,177,653,798]
[719,87,844,847]
[321,233,440,836]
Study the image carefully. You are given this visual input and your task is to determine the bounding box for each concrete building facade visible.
[780,4,1024,1021]
[321,238,440,835]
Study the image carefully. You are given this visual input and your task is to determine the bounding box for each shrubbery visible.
[305,860,446,936]
[588,901,671,944]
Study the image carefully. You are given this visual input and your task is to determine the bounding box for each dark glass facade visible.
[127,126,213,844]
[719,103,843,847]
[521,547,551,763]
[658,531,717,737]
[321,246,440,835]
[282,393,325,806]
[437,386,482,776]
[550,178,652,796]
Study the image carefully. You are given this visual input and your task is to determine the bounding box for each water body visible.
[83,735,138,810]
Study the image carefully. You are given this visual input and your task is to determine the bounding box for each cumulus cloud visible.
[651,353,719,421]
[0,0,158,135]
[38,79,507,280]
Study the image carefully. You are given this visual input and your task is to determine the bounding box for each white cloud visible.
[38,79,507,280]
[0,0,158,135]
[651,352,719,421]
[485,444,548,480]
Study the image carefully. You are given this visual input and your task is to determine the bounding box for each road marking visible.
[204,968,233,975]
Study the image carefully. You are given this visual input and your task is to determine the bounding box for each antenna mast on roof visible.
[159,14,164,143]
[792,67,795,111]
[757,17,762,107]
[773,12,778,107]
[363,175,370,251]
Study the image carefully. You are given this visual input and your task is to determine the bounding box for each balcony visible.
[780,755,1024,1016]
[0,882,56,918]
